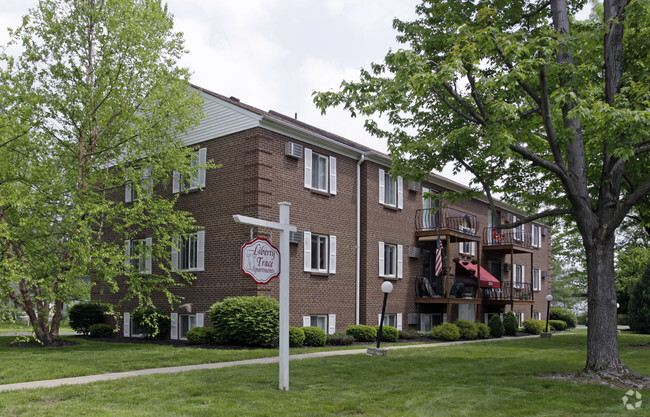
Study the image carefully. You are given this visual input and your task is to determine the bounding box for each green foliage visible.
[476,323,490,339]
[302,326,327,347]
[374,325,399,342]
[131,308,171,340]
[345,325,377,342]
[68,303,105,336]
[209,296,279,347]
[577,312,588,326]
[523,319,546,335]
[326,333,355,346]
[488,315,504,338]
[430,323,460,341]
[399,329,426,340]
[628,261,650,334]
[454,319,478,340]
[89,323,114,338]
[549,320,567,331]
[616,246,650,314]
[289,326,306,348]
[617,314,629,326]
[186,327,217,345]
[550,308,577,329]
[503,312,519,336]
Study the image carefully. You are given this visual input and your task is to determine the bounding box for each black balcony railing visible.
[416,275,478,299]
[416,208,479,235]
[482,281,533,301]
[483,227,533,248]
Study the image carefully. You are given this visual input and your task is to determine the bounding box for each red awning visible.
[457,262,501,289]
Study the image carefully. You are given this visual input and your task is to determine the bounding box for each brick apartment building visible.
[101,85,552,340]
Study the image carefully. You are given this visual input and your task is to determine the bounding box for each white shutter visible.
[378,314,382,326]
[397,244,403,279]
[196,231,205,271]
[198,147,207,188]
[397,176,404,209]
[328,314,336,335]
[443,313,448,323]
[125,183,132,203]
[123,312,130,337]
[172,171,180,194]
[303,231,312,272]
[304,148,312,189]
[302,316,311,327]
[378,241,385,276]
[144,237,152,274]
[329,156,337,195]
[170,313,178,340]
[420,314,426,332]
[397,313,403,331]
[329,235,336,274]
[124,240,131,268]
[171,236,178,270]
[378,169,385,204]
[196,313,205,327]
[522,265,525,284]
[484,313,489,325]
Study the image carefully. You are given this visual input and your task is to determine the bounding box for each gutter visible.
[356,152,367,324]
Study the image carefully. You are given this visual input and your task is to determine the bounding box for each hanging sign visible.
[241,237,281,284]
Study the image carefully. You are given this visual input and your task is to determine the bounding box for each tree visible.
[616,245,650,315]
[315,0,650,384]
[627,260,650,333]
[0,0,208,344]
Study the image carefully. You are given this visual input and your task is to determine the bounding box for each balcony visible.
[415,274,479,300]
[482,281,533,302]
[483,227,534,252]
[415,208,480,242]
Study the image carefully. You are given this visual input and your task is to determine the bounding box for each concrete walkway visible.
[0,335,540,393]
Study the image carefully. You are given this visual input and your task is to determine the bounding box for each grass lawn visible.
[0,331,649,416]
[0,321,74,334]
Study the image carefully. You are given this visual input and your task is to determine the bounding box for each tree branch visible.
[431,84,482,125]
[442,81,485,124]
[490,34,541,104]
[611,175,650,231]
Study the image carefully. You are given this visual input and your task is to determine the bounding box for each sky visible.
[1,0,419,156]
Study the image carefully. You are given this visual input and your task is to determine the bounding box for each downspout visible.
[356,152,367,325]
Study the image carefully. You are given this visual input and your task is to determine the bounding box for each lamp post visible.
[376,281,393,349]
[545,294,554,333]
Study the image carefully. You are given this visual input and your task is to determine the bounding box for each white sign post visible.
[233,202,296,391]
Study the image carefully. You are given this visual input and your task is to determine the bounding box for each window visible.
[422,187,440,229]
[125,165,153,202]
[512,216,524,241]
[533,312,542,321]
[303,314,336,334]
[304,148,337,194]
[515,312,525,327]
[514,264,525,289]
[172,231,205,272]
[170,313,205,340]
[173,148,207,193]
[379,242,403,278]
[420,313,445,332]
[378,169,403,209]
[532,225,542,248]
[378,313,403,330]
[459,241,476,256]
[124,238,152,274]
[303,232,336,274]
[533,269,541,291]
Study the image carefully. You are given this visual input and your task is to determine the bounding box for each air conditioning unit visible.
[408,246,421,258]
[542,227,548,236]
[407,181,421,192]
[505,213,514,223]
[541,270,548,278]
[285,142,303,158]
[408,314,420,325]
[289,230,303,244]
[504,263,511,272]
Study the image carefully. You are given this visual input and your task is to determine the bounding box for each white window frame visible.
[532,225,542,248]
[378,242,403,278]
[302,314,336,334]
[170,312,204,340]
[125,165,153,203]
[514,264,525,289]
[303,232,336,274]
[459,241,476,256]
[173,148,207,194]
[378,313,403,330]
[378,169,403,209]
[533,268,541,291]
[124,238,152,274]
[419,313,446,332]
[515,312,525,327]
[304,148,337,195]
[533,312,542,321]
[172,231,205,272]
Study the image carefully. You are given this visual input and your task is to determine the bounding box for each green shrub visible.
[476,323,490,339]
[289,326,305,347]
[345,324,377,342]
[302,326,327,346]
[430,322,460,341]
[523,319,545,335]
[374,325,399,342]
[326,333,355,346]
[131,308,171,339]
[503,311,519,336]
[89,323,113,338]
[455,319,479,340]
[617,314,628,326]
[578,312,588,325]
[628,262,650,334]
[186,327,217,345]
[550,308,577,329]
[209,296,279,347]
[69,303,105,336]
[399,329,424,340]
[488,315,504,338]
[548,320,567,331]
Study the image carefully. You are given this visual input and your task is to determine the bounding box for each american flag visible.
[435,232,443,277]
